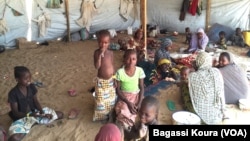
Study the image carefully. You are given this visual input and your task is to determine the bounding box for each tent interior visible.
[0,0,249,47]
[0,0,250,141]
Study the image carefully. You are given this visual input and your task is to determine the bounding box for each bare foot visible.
[68,109,79,119]
[46,124,55,128]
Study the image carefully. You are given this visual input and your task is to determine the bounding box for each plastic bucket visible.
[172,111,201,125]
[243,31,250,46]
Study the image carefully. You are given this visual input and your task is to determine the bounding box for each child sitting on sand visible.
[150,58,179,85]
[93,30,117,122]
[216,31,227,50]
[231,27,245,47]
[127,37,137,50]
[177,67,195,113]
[127,96,159,141]
[185,27,192,44]
[8,66,63,141]
[115,49,145,134]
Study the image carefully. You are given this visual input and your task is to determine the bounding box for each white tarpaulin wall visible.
[0,0,249,47]
[147,0,250,32]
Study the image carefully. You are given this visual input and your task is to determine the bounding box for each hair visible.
[185,27,190,31]
[219,52,230,62]
[14,66,30,79]
[96,30,111,41]
[236,27,241,31]
[134,29,143,39]
[219,31,226,36]
[123,49,137,60]
[141,96,160,115]
[180,66,190,73]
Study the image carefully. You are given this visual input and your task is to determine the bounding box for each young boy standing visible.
[93,30,116,122]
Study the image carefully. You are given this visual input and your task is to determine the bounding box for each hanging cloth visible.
[6,0,25,15]
[0,2,8,35]
[196,0,202,16]
[119,0,136,21]
[189,0,199,16]
[76,0,97,31]
[46,0,61,9]
[179,0,191,21]
[32,13,51,37]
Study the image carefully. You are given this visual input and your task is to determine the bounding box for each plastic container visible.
[239,99,250,110]
[172,111,201,125]
[243,31,250,46]
[127,27,133,35]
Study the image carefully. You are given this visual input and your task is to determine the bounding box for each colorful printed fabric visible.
[188,52,225,124]
[176,54,197,68]
[180,81,195,113]
[93,77,116,121]
[8,107,58,136]
[149,59,180,84]
[218,37,227,49]
[115,92,139,131]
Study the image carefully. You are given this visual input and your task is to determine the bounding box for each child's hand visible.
[212,59,218,67]
[30,112,40,117]
[165,77,175,82]
[139,123,148,137]
[44,114,53,119]
[100,49,105,57]
[127,102,138,114]
[113,80,117,88]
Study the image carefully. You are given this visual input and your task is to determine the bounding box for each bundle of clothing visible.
[32,13,51,37]
[179,0,203,21]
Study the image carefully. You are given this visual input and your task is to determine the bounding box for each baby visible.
[127,96,159,141]
[216,31,227,50]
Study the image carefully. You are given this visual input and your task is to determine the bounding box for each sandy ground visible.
[0,33,250,141]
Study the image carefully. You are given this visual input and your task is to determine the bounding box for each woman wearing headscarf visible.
[150,58,180,84]
[184,28,209,53]
[188,51,226,124]
[154,38,175,66]
[95,123,122,141]
[217,52,250,104]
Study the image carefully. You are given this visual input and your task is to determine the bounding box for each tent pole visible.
[65,0,71,42]
[205,0,211,32]
[141,0,147,60]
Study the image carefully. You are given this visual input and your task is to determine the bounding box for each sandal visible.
[166,100,176,111]
[68,89,77,97]
[68,108,79,119]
